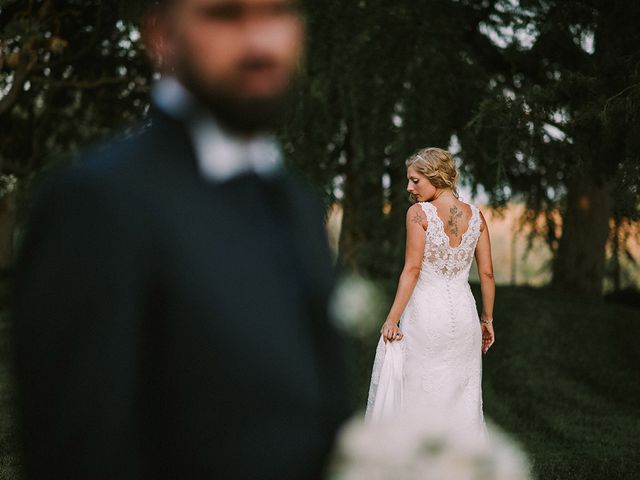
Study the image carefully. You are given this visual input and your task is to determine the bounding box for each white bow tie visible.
[151,76,284,183]
[189,115,282,183]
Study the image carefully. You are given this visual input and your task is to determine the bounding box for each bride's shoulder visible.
[406,203,429,229]
[410,201,434,211]
[466,202,488,231]
[408,201,430,215]
[460,200,480,215]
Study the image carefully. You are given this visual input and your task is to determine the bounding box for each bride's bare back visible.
[429,196,474,249]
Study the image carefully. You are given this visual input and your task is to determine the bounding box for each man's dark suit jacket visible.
[13,107,352,480]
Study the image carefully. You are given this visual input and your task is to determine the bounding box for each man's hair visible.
[147,0,173,10]
[141,0,175,14]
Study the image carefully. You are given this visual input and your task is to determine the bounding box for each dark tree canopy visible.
[1,0,638,294]
[458,0,640,293]
[281,0,505,282]
[0,0,151,179]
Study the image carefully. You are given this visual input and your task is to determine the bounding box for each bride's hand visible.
[481,323,495,354]
[381,319,403,343]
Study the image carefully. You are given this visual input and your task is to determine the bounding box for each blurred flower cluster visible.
[328,272,386,338]
[0,174,18,199]
[325,410,532,480]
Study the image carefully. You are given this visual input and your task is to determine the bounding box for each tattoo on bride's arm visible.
[411,212,423,224]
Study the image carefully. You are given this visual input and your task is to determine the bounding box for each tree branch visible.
[30,76,129,89]
[38,2,105,72]
[0,50,37,116]
[603,81,640,114]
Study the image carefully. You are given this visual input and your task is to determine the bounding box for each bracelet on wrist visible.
[480,317,493,324]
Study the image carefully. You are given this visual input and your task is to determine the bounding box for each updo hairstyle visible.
[405,147,459,203]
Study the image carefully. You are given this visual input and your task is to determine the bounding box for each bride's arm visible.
[381,204,426,342]
[474,210,495,323]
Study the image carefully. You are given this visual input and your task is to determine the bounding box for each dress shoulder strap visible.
[418,201,435,219]
[468,203,483,235]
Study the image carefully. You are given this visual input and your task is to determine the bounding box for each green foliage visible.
[460,0,640,218]
[0,0,152,191]
[280,0,503,278]
[2,0,638,290]
[277,0,639,289]
[456,0,640,293]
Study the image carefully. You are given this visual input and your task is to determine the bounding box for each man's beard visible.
[177,59,297,135]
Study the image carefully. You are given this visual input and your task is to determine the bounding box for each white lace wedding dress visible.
[365,200,489,444]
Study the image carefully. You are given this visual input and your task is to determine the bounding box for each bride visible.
[365,147,495,443]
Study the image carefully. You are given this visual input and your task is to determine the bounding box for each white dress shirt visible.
[151,76,284,183]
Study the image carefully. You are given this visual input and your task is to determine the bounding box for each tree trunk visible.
[0,191,17,270]
[552,175,612,295]
[336,128,386,275]
[611,216,621,292]
[337,174,365,272]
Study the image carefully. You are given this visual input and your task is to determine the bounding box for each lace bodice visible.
[418,201,481,281]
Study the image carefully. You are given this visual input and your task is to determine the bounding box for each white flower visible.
[0,174,18,197]
[328,272,385,338]
[326,410,532,480]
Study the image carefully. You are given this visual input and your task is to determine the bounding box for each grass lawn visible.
[481,286,640,479]
[0,312,19,480]
[1,285,639,479]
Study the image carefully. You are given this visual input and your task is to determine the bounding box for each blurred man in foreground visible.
[13,1,351,478]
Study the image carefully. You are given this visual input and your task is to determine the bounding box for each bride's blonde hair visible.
[405,147,459,203]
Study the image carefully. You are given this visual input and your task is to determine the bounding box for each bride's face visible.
[406,166,436,202]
